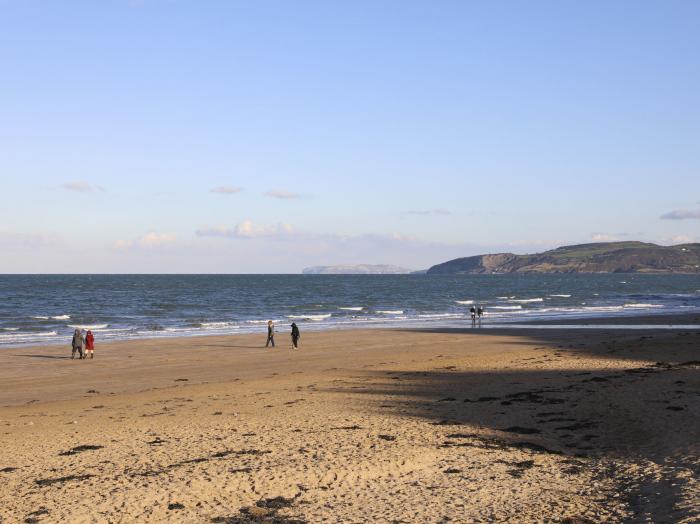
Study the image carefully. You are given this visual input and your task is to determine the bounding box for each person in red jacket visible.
[85,330,95,359]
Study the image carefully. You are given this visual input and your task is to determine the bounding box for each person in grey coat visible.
[71,328,84,359]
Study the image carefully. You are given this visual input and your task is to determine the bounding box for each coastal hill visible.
[427,241,700,274]
[302,264,413,275]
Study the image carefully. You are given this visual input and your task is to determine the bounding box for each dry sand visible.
[0,318,699,523]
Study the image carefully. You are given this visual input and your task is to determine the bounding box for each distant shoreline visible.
[5,311,700,352]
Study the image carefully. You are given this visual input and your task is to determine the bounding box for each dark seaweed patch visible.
[59,445,104,456]
[35,474,94,487]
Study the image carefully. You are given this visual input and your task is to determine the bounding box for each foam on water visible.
[198,322,240,329]
[490,305,523,310]
[287,314,332,321]
[623,303,664,309]
[0,331,58,343]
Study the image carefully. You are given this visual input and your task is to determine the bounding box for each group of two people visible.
[71,328,95,359]
[469,305,485,322]
[266,321,301,349]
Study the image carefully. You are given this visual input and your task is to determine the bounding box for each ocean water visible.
[1,274,699,347]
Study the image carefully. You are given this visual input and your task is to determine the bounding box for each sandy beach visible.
[1,317,698,523]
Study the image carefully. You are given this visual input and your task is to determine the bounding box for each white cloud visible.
[62,181,104,193]
[591,233,619,242]
[114,232,176,249]
[658,234,696,245]
[139,232,176,247]
[660,209,700,220]
[196,220,295,239]
[669,235,693,244]
[265,189,301,200]
[406,209,451,216]
[210,186,243,194]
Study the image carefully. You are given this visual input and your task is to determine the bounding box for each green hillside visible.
[427,242,700,274]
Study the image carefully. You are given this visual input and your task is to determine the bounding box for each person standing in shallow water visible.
[290,322,300,349]
[71,329,84,359]
[265,320,275,348]
[85,330,95,359]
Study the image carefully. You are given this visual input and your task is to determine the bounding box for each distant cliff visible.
[427,242,700,274]
[303,264,413,275]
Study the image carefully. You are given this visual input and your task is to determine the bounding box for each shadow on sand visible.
[11,354,74,360]
[323,327,700,522]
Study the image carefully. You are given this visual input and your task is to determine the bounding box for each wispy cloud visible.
[62,181,104,193]
[196,220,295,239]
[668,235,694,244]
[660,209,700,220]
[406,209,451,216]
[265,189,301,200]
[210,186,243,194]
[591,232,620,242]
[114,232,176,249]
[0,231,52,248]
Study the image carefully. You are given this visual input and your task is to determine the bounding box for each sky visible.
[1,0,699,273]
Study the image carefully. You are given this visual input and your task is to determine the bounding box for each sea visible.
[1,274,699,347]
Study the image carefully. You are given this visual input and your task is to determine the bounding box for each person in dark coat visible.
[290,322,300,349]
[71,329,84,359]
[265,320,275,348]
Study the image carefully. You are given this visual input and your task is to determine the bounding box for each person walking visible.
[469,306,476,323]
[290,322,300,349]
[265,320,275,348]
[71,329,84,360]
[477,306,484,325]
[85,330,95,359]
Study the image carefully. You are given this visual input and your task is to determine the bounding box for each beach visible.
[1,318,698,523]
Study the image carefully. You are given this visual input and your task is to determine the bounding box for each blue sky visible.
[1,1,699,272]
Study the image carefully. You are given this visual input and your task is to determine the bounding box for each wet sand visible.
[0,317,698,522]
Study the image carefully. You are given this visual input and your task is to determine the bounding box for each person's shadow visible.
[12,354,73,360]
